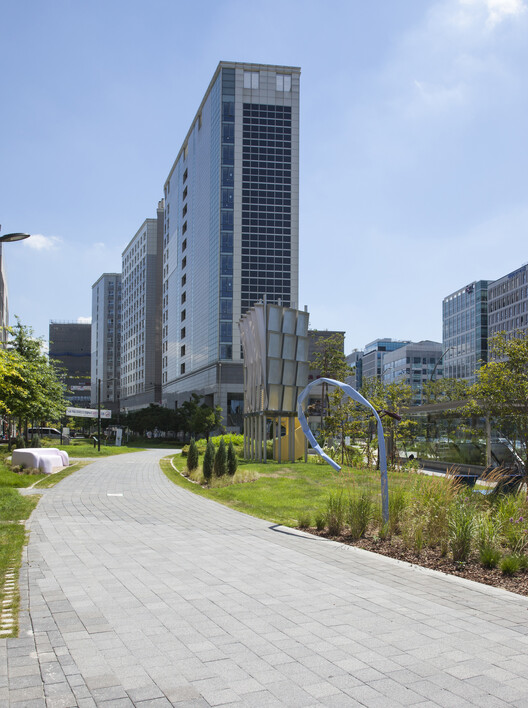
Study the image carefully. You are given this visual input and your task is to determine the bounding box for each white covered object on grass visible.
[12,448,69,475]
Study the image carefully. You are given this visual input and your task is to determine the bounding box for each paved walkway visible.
[3,450,528,707]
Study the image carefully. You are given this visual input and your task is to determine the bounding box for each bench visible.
[12,448,69,475]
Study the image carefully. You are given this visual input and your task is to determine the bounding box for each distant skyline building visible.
[443,280,491,382]
[49,321,91,406]
[382,340,444,404]
[488,264,528,341]
[161,61,300,425]
[91,274,122,412]
[120,203,164,412]
[361,338,410,382]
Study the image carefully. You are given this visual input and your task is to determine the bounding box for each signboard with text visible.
[66,407,112,419]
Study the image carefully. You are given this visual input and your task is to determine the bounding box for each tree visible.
[180,394,223,441]
[203,441,215,482]
[467,331,528,469]
[310,333,351,436]
[1,320,67,439]
[187,439,199,472]
[227,441,238,476]
[214,438,227,477]
[422,378,469,404]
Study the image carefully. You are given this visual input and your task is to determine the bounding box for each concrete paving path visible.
[2,450,528,707]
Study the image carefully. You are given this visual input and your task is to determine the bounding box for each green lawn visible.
[163,454,409,527]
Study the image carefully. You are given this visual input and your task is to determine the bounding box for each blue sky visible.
[1,0,527,353]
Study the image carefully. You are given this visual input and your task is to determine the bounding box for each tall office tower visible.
[488,264,528,341]
[91,274,122,412]
[120,202,164,412]
[161,61,300,426]
[49,321,92,406]
[443,280,491,382]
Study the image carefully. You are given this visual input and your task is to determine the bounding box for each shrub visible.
[448,497,474,562]
[187,439,199,472]
[202,441,215,483]
[326,492,345,536]
[30,435,41,448]
[214,438,227,477]
[14,435,26,450]
[298,512,311,529]
[501,554,520,576]
[227,441,238,476]
[314,511,326,531]
[346,491,373,540]
[479,546,501,569]
[388,487,408,536]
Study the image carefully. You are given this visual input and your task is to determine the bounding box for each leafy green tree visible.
[227,441,238,476]
[467,331,528,469]
[310,333,351,435]
[1,320,67,440]
[180,394,223,441]
[214,438,227,477]
[187,439,199,472]
[423,378,469,404]
[203,440,215,482]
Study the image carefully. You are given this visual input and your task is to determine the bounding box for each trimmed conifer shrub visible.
[214,438,227,477]
[202,441,215,482]
[187,439,199,472]
[227,440,238,476]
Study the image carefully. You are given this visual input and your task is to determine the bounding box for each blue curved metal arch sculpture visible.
[297,377,389,524]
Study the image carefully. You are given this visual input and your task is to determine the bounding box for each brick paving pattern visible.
[3,449,528,706]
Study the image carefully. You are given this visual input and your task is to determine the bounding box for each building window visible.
[181,273,186,287]
[181,345,185,357]
[182,204,187,218]
[182,221,187,235]
[181,327,186,339]
[181,291,186,304]
[182,256,186,269]
[181,309,186,321]
[183,186,188,201]
[276,74,292,92]
[243,71,259,89]
[181,363,185,374]
[182,238,187,251]
[183,168,188,183]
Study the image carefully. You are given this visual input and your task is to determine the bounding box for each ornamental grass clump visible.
[326,492,345,536]
[448,497,474,562]
[298,512,311,529]
[346,490,374,541]
[314,511,326,531]
[501,554,521,576]
[496,495,528,555]
[476,514,502,568]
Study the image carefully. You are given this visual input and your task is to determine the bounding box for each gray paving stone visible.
[9,449,528,707]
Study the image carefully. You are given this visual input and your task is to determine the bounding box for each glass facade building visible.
[488,265,528,340]
[161,62,300,424]
[382,340,444,404]
[120,204,163,411]
[91,274,122,412]
[443,280,491,382]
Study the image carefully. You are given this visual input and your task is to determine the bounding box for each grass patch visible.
[32,461,91,489]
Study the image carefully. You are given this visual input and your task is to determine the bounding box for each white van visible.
[27,427,62,439]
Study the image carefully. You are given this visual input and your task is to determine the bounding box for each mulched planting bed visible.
[305,530,528,597]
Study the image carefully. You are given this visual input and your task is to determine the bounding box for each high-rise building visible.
[161,61,300,424]
[488,264,528,341]
[443,280,491,382]
[382,340,444,404]
[49,321,92,406]
[91,274,122,412]
[120,202,164,412]
[361,338,410,382]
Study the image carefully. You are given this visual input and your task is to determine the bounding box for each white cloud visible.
[77,316,91,324]
[24,234,62,251]
[459,0,526,28]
